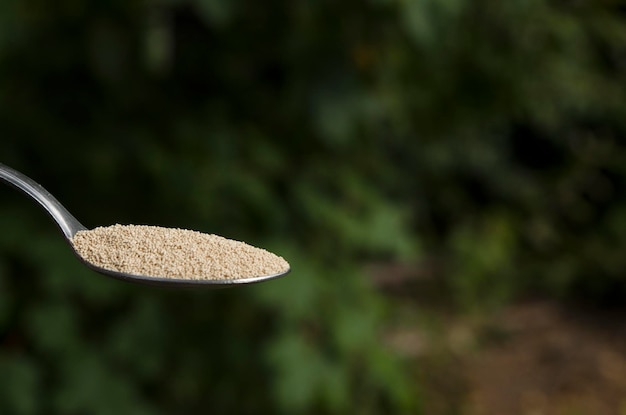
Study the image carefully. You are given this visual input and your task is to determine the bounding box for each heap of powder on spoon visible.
[71,224,289,280]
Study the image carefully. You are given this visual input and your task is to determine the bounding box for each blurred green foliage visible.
[1,0,626,413]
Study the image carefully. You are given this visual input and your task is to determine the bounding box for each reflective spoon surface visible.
[0,163,289,287]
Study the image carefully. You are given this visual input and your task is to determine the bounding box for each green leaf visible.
[0,356,40,415]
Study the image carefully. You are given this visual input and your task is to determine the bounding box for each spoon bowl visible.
[0,163,290,287]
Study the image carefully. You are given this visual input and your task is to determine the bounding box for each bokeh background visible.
[1,0,626,414]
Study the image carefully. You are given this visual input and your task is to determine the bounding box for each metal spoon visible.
[0,163,289,287]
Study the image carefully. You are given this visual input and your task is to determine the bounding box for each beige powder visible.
[71,224,290,280]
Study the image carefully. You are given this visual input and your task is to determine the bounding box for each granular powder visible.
[71,224,290,280]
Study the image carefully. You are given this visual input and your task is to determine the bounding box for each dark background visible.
[1,0,626,413]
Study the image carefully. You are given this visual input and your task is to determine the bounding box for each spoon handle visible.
[0,163,86,239]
